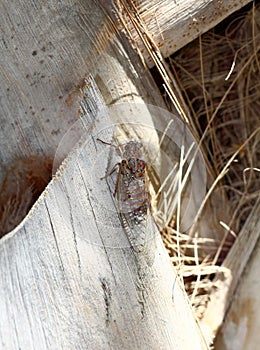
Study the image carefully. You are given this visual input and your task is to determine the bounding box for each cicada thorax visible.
[122,141,143,159]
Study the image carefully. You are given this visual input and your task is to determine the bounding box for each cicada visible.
[97,138,153,253]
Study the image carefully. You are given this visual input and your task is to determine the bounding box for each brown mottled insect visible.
[97,138,151,253]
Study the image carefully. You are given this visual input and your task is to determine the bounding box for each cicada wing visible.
[119,207,157,268]
[119,210,147,253]
[117,166,156,258]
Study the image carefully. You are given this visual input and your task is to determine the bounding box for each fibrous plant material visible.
[158,2,259,318]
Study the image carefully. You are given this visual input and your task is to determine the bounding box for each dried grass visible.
[158,2,260,318]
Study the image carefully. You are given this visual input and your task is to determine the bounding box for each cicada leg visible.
[96,138,117,149]
[102,162,122,198]
[100,162,120,180]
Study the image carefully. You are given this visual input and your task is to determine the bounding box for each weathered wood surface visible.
[0,0,253,183]
[200,197,260,345]
[215,208,260,349]
[0,0,254,348]
[118,0,253,67]
[0,75,208,349]
[0,1,211,349]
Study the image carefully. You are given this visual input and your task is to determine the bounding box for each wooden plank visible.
[116,0,253,67]
[2,1,251,347]
[0,76,208,349]
[0,1,252,182]
[215,233,260,349]
[0,0,209,342]
[200,197,260,344]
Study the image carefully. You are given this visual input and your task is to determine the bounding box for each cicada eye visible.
[137,160,145,173]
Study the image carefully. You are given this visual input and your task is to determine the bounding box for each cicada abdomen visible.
[98,139,154,254]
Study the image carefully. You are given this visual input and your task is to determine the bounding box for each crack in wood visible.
[62,186,82,274]
[101,277,112,326]
[44,199,65,273]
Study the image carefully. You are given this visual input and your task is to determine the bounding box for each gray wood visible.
[119,0,253,67]
[0,1,211,348]
[2,0,251,348]
[0,76,208,349]
[201,197,260,344]
[215,222,260,349]
[0,0,252,182]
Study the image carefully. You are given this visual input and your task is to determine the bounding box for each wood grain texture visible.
[0,0,102,181]
[215,217,260,349]
[0,76,208,349]
[117,0,253,67]
[0,1,210,347]
[200,197,260,344]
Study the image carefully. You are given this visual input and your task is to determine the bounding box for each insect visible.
[97,138,152,253]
